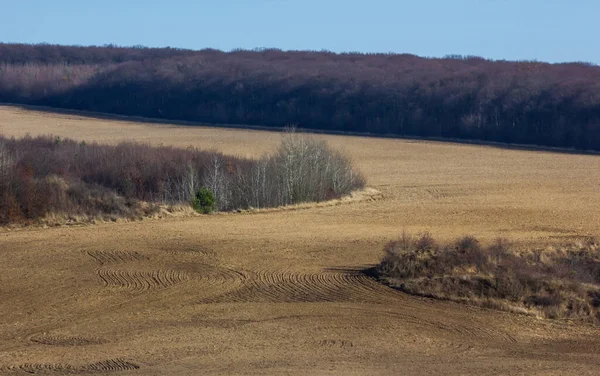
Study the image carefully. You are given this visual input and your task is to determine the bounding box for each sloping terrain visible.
[1,106,600,375]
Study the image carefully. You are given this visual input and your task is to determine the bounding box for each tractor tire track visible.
[197,267,516,345]
[199,269,405,304]
[0,363,77,374]
[83,359,140,372]
[193,264,248,287]
[0,358,139,374]
[97,269,189,291]
[176,263,249,300]
[164,247,217,260]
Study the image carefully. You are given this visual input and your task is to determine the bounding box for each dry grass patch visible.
[374,233,600,323]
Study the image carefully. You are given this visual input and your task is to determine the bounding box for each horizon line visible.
[1,41,598,67]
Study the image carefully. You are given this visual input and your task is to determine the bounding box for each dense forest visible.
[1,43,600,150]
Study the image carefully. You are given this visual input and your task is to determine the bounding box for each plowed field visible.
[1,105,600,375]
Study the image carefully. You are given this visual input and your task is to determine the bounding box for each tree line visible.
[0,44,599,150]
[0,132,364,224]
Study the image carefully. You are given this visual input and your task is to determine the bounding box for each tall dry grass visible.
[375,233,600,323]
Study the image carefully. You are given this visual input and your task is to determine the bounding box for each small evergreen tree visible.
[192,187,217,214]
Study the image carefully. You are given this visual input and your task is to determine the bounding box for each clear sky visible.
[1,0,598,64]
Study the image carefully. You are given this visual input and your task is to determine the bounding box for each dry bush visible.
[375,233,600,324]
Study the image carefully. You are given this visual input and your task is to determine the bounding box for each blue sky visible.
[1,0,598,63]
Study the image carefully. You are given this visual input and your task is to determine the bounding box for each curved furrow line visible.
[309,272,356,302]
[190,265,249,299]
[276,270,404,303]
[83,358,140,372]
[198,270,267,303]
[0,359,139,373]
[200,269,407,304]
[278,271,346,302]
[203,271,314,303]
[30,335,105,346]
[240,270,310,303]
[339,273,410,302]
[97,269,189,291]
[86,250,149,265]
[165,247,217,259]
[0,363,77,374]
[292,272,349,302]
[194,265,248,286]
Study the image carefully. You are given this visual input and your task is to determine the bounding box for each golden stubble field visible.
[1,105,600,375]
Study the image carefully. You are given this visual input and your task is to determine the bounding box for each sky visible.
[1,0,598,64]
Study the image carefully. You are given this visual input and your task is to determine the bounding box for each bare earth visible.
[1,105,600,375]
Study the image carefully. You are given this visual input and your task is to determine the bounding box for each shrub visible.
[374,233,600,323]
[192,187,217,214]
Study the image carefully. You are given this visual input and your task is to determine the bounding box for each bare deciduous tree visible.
[203,154,230,210]
[0,140,12,184]
[270,130,364,206]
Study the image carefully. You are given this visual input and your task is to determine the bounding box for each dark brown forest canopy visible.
[1,43,600,150]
